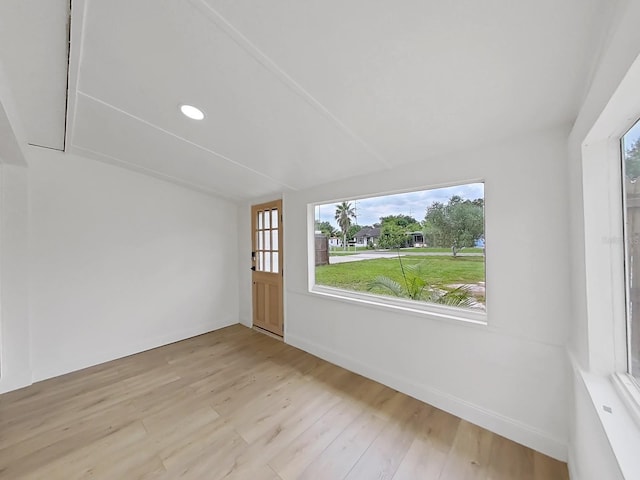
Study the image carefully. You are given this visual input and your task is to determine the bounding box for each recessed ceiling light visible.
[179,104,205,120]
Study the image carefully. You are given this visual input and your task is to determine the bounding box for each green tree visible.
[335,201,356,250]
[347,224,362,243]
[379,214,418,229]
[377,223,410,249]
[315,220,336,237]
[625,137,640,180]
[423,195,484,256]
[376,214,421,248]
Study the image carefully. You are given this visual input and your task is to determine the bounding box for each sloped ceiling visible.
[0,0,69,151]
[1,0,614,200]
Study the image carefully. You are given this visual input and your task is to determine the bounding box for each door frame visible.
[251,199,284,337]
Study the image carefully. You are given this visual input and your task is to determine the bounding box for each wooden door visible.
[251,200,283,336]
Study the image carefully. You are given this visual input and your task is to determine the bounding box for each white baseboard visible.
[32,317,239,383]
[286,332,567,462]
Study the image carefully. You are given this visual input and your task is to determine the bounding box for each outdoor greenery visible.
[367,256,475,307]
[377,214,420,249]
[347,224,362,243]
[423,196,484,256]
[315,255,485,305]
[334,201,356,249]
[315,220,336,237]
[399,247,484,254]
[625,136,640,180]
[316,190,486,310]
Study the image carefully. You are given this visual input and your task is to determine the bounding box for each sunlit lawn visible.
[399,247,484,254]
[315,255,485,302]
[329,247,484,256]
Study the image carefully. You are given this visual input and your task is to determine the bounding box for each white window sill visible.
[612,373,640,430]
[581,370,640,480]
[309,285,487,326]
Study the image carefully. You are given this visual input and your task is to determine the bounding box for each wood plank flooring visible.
[0,325,569,479]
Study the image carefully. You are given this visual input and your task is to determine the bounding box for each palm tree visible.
[335,201,356,250]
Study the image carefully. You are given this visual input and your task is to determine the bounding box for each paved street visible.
[329,250,483,264]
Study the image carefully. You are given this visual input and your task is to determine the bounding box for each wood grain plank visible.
[0,325,569,480]
[391,406,461,480]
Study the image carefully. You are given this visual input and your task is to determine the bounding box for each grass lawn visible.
[329,247,369,255]
[316,255,485,302]
[398,247,484,254]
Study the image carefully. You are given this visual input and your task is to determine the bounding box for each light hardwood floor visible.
[0,325,569,479]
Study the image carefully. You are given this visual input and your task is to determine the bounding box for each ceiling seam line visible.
[187,0,390,169]
[64,0,90,153]
[76,91,298,191]
[62,0,72,152]
[70,144,241,201]
[28,143,64,152]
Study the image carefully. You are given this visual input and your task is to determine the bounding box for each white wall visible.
[0,164,30,393]
[278,126,571,460]
[238,203,253,327]
[27,147,239,382]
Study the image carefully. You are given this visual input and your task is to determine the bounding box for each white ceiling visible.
[0,0,615,200]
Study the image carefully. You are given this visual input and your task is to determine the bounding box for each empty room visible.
[1,0,640,478]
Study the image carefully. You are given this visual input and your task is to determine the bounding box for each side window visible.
[622,119,640,383]
[312,182,485,313]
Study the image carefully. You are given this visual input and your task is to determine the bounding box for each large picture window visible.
[311,182,485,316]
[622,119,640,383]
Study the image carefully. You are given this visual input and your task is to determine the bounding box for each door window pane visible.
[265,252,271,272]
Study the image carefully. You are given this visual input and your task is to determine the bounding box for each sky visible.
[624,119,640,151]
[315,183,484,228]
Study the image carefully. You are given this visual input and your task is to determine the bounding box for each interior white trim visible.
[612,373,640,430]
[287,331,568,461]
[310,285,487,326]
[567,449,579,480]
[573,362,640,480]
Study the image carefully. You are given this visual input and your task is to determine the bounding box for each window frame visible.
[582,113,640,428]
[307,181,488,326]
[620,119,640,391]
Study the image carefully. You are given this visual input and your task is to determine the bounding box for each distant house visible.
[408,231,425,247]
[353,226,380,246]
[329,237,342,248]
